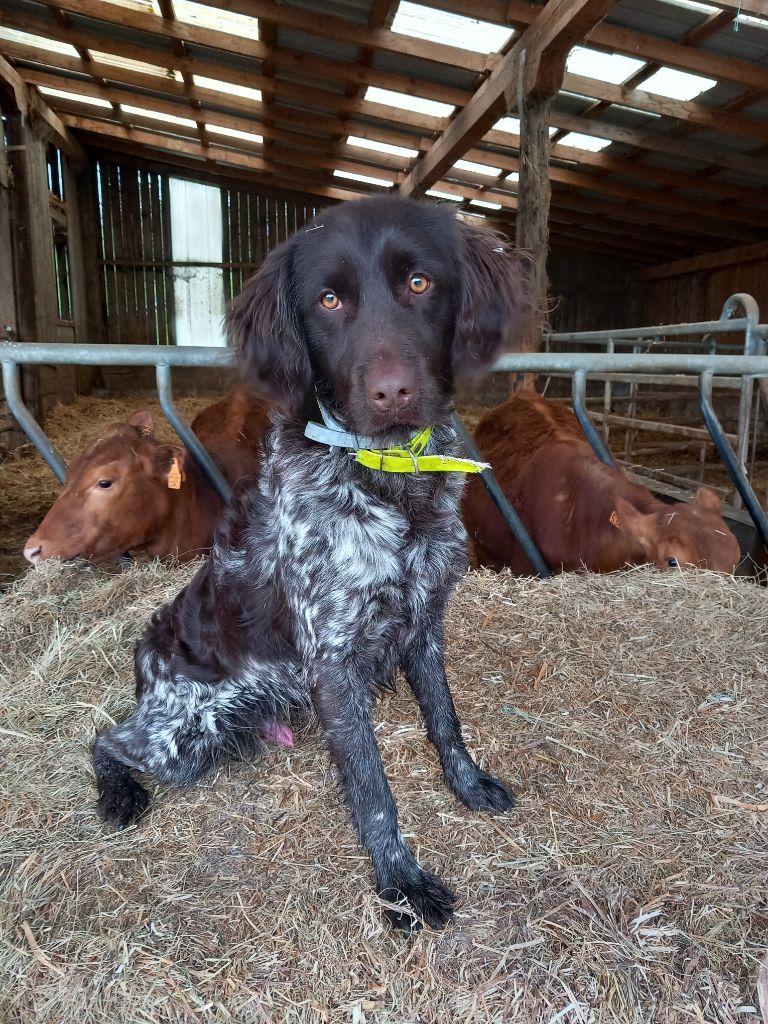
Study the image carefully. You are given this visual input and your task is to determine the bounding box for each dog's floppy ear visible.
[452,221,533,382]
[226,237,311,412]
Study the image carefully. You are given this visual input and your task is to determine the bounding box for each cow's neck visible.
[145,458,223,560]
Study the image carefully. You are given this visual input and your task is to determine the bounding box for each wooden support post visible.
[513,89,554,392]
[6,111,58,422]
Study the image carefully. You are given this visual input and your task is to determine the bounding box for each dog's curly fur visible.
[92,195,531,931]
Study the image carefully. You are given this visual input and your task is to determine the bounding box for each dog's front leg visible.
[402,618,516,813]
[312,663,456,932]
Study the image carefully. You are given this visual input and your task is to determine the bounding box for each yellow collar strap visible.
[305,403,488,475]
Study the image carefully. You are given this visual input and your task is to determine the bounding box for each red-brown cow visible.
[24,387,270,565]
[463,390,741,575]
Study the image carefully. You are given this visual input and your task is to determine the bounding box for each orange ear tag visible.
[609,510,621,530]
[167,457,184,490]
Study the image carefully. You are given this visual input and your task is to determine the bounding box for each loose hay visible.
[1,562,767,1024]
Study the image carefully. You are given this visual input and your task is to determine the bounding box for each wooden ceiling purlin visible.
[560,72,768,146]
[153,0,209,153]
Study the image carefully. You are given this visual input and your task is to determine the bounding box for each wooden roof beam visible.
[0,54,84,160]
[399,0,619,198]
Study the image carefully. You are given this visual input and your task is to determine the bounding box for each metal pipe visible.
[451,413,551,579]
[155,364,232,504]
[698,371,768,551]
[1,361,67,483]
[571,370,618,468]
[589,411,735,444]
[5,342,768,376]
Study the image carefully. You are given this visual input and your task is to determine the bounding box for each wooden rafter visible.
[399,0,620,197]
[0,54,84,160]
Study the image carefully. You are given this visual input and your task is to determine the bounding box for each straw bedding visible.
[1,560,766,1023]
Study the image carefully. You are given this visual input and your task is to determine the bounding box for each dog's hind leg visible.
[94,658,303,829]
[402,619,516,813]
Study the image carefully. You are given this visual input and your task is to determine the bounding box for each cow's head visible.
[23,411,189,564]
[611,487,741,573]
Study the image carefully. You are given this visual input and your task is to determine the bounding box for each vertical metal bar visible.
[699,370,768,550]
[571,370,618,468]
[155,363,232,503]
[602,338,613,446]
[451,413,551,579]
[1,360,67,483]
[624,343,640,462]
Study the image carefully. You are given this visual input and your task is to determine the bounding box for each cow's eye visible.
[667,558,678,567]
[408,273,430,295]
[320,290,340,310]
[97,479,112,489]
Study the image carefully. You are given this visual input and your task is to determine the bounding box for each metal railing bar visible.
[6,343,768,377]
[698,370,768,550]
[571,370,619,468]
[155,364,232,504]
[451,413,551,579]
[1,361,67,483]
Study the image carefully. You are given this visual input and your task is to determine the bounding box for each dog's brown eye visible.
[408,273,430,295]
[320,291,340,310]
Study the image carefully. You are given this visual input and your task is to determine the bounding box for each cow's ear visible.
[694,486,722,514]
[150,444,188,489]
[225,236,311,413]
[452,220,533,382]
[129,410,155,437]
[613,497,655,547]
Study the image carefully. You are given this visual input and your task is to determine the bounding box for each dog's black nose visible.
[368,366,415,414]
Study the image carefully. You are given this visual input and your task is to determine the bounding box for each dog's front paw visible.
[379,867,457,933]
[450,766,516,813]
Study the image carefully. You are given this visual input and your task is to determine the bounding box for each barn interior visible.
[1,3,768,1022]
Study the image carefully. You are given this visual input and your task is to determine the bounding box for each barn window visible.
[364,86,454,119]
[168,178,227,347]
[391,2,513,54]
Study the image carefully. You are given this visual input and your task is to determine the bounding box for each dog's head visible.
[227,195,531,440]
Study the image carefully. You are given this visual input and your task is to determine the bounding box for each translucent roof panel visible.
[469,198,502,209]
[425,189,463,202]
[566,46,645,84]
[206,124,263,144]
[364,86,453,119]
[453,158,502,177]
[391,2,514,54]
[0,28,79,58]
[494,116,557,137]
[89,50,183,79]
[558,132,613,151]
[333,169,394,188]
[38,86,112,108]
[175,0,260,40]
[659,1,718,12]
[346,135,418,158]
[192,76,262,102]
[121,104,197,128]
[641,67,717,100]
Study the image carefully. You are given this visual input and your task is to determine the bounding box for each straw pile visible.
[2,560,767,1023]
